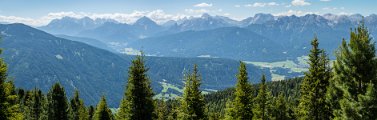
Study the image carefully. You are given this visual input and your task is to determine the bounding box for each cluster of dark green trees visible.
[1,23,377,120]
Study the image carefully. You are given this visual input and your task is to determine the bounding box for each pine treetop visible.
[94,96,113,120]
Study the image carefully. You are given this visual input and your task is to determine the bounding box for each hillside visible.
[130,27,285,61]
[0,23,269,106]
[55,34,117,53]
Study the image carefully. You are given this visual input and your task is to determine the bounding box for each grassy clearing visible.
[244,56,309,81]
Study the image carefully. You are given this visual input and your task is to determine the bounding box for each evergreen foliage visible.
[0,42,23,120]
[271,93,290,120]
[1,23,377,120]
[116,54,155,120]
[93,96,113,120]
[46,83,70,120]
[166,100,179,120]
[0,41,6,120]
[24,88,43,120]
[225,62,254,120]
[70,90,89,120]
[88,105,95,120]
[297,37,331,120]
[156,100,169,120]
[178,64,207,120]
[253,75,274,120]
[332,23,377,119]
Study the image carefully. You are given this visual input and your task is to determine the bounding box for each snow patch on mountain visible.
[55,54,63,60]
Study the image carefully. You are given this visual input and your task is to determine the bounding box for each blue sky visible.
[0,0,376,26]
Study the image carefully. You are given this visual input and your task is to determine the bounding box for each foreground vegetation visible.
[1,23,377,120]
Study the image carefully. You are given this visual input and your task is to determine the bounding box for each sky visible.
[0,0,376,26]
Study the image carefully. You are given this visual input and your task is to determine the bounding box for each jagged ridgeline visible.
[39,14,377,62]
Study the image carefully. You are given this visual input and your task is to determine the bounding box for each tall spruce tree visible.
[296,37,331,120]
[325,78,342,119]
[178,64,207,120]
[116,54,155,120]
[0,49,5,120]
[93,96,113,120]
[252,75,273,120]
[46,83,69,120]
[167,101,179,120]
[88,105,95,120]
[357,82,377,119]
[4,81,23,120]
[224,99,236,120]
[224,62,253,120]
[332,23,377,119]
[272,93,290,120]
[17,88,27,115]
[70,90,89,120]
[39,92,48,120]
[0,41,23,120]
[156,100,169,120]
[25,88,43,120]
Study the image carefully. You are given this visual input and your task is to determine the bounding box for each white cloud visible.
[0,15,42,26]
[184,9,209,14]
[320,0,331,1]
[322,7,337,10]
[245,2,279,7]
[0,10,188,26]
[322,7,345,11]
[0,11,88,26]
[291,0,311,6]
[274,10,318,16]
[194,3,213,7]
[234,5,241,8]
[338,12,353,15]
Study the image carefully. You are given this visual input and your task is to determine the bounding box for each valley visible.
[0,23,269,106]
[3,13,377,106]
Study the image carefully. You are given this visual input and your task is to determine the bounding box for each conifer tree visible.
[253,75,273,120]
[178,64,207,120]
[224,62,253,120]
[0,43,9,120]
[332,23,377,119]
[88,105,95,120]
[3,81,23,120]
[272,93,290,120]
[296,37,331,120]
[93,96,113,120]
[17,88,27,114]
[70,90,89,120]
[325,78,342,119]
[116,54,155,120]
[357,83,377,119]
[25,88,43,120]
[0,42,23,120]
[224,99,236,120]
[46,83,69,120]
[167,101,179,120]
[156,100,168,120]
[39,93,48,120]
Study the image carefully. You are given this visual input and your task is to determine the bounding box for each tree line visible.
[1,23,377,120]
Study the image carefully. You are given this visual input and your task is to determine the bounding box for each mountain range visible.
[0,23,269,107]
[3,13,375,106]
[38,13,377,62]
